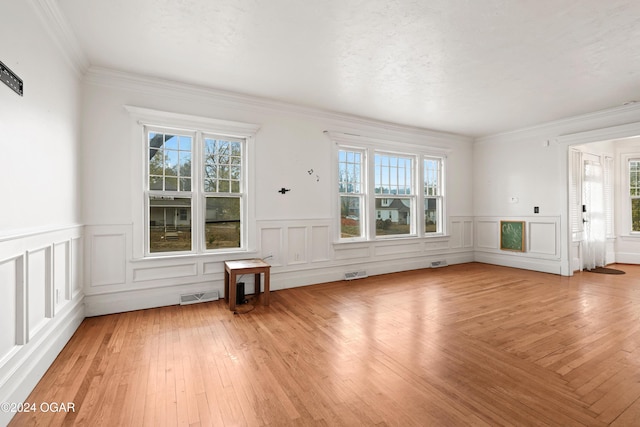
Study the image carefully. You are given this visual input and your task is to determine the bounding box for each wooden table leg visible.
[264,269,270,306]
[255,273,261,302]
[229,271,236,311]
[224,268,229,305]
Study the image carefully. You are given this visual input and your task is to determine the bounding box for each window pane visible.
[374,154,413,195]
[633,199,640,232]
[425,198,439,233]
[147,131,192,192]
[631,161,640,197]
[340,196,362,238]
[149,196,192,253]
[338,149,362,194]
[204,137,242,194]
[375,197,412,236]
[424,158,441,196]
[205,197,241,249]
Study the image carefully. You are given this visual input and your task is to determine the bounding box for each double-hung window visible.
[335,133,446,241]
[630,160,640,232]
[146,128,247,254]
[374,153,415,236]
[130,106,259,257]
[424,157,443,234]
[338,149,365,238]
[147,129,194,253]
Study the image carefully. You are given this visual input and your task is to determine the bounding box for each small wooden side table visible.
[224,259,271,311]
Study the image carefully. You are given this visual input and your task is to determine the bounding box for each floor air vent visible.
[180,291,219,305]
[430,260,448,268]
[345,270,368,281]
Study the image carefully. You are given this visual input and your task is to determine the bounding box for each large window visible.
[148,130,194,253]
[374,153,414,236]
[630,160,640,232]
[145,127,247,255]
[424,157,443,234]
[338,149,364,238]
[336,137,445,241]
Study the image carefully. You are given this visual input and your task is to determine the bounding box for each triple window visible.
[146,127,246,255]
[338,143,444,241]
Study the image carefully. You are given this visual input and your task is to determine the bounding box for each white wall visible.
[80,68,476,316]
[474,106,640,275]
[0,2,85,425]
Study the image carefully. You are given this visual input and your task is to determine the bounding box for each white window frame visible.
[423,156,445,235]
[629,157,640,234]
[330,131,448,242]
[338,146,366,240]
[373,151,417,238]
[125,106,259,259]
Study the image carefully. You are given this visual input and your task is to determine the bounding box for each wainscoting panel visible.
[0,225,85,427]
[27,246,51,340]
[90,233,126,287]
[333,244,371,260]
[0,257,19,361]
[288,227,308,265]
[260,227,283,266]
[529,221,558,256]
[133,262,198,282]
[474,216,562,274]
[258,220,332,267]
[450,217,474,249]
[311,225,330,262]
[71,237,83,297]
[477,220,500,249]
[53,241,70,312]
[374,241,422,257]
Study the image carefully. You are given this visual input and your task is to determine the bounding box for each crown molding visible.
[84,66,472,146]
[475,102,640,145]
[27,0,89,76]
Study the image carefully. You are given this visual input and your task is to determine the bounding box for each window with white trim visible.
[126,106,258,259]
[338,149,365,238]
[145,127,247,254]
[374,153,415,236]
[336,136,445,241]
[147,129,194,253]
[424,157,443,234]
[630,159,640,232]
[145,126,246,255]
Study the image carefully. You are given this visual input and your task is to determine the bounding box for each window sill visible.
[334,234,450,248]
[131,249,259,263]
[619,234,640,241]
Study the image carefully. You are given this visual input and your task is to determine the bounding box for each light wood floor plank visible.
[10,262,640,426]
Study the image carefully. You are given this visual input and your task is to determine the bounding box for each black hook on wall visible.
[278,188,291,194]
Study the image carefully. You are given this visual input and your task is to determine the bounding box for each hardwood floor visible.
[9,262,640,426]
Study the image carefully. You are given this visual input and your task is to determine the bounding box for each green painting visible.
[500,221,525,252]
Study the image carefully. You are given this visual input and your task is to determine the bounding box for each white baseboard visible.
[615,252,640,265]
[0,297,84,427]
[474,252,563,275]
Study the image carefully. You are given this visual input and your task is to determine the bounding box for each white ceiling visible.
[56,0,640,137]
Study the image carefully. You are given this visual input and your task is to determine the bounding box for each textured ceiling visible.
[57,0,640,137]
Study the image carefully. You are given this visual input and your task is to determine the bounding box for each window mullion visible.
[192,131,202,253]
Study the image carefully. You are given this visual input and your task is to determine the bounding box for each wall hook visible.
[278,188,291,194]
